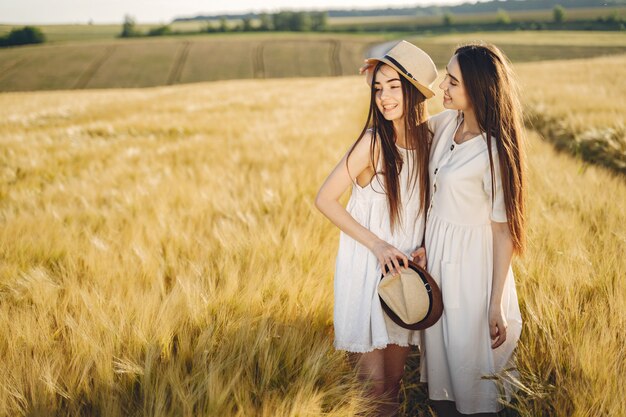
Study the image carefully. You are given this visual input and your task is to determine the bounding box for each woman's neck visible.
[461,109,481,135]
[452,109,482,144]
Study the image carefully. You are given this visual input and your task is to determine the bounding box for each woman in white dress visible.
[315,41,437,416]
[412,43,526,416]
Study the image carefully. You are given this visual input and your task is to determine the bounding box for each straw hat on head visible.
[367,40,438,98]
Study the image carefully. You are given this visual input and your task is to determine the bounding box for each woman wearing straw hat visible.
[361,42,525,416]
[315,40,437,416]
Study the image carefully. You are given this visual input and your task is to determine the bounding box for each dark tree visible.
[120,14,140,37]
[553,5,566,23]
[311,12,328,31]
[219,17,229,32]
[259,13,273,31]
[0,26,45,47]
[242,17,253,32]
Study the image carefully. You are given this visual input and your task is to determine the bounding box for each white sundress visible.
[333,143,426,353]
[420,110,523,414]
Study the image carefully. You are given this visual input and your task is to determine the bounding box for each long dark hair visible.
[455,43,526,253]
[346,61,431,232]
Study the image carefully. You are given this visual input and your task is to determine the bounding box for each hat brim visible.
[366,57,436,99]
[378,259,443,330]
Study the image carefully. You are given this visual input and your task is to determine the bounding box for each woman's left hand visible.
[488,302,508,349]
[410,246,427,269]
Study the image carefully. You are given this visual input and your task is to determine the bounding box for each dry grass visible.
[0,63,625,416]
[516,53,626,131]
[0,78,374,417]
[517,54,626,174]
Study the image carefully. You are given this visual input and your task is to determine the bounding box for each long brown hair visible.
[346,61,431,232]
[455,43,526,253]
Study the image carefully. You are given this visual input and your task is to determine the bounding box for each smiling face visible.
[373,64,404,121]
[439,54,471,111]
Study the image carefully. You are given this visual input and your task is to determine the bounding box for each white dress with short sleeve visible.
[333,142,425,353]
[420,110,523,414]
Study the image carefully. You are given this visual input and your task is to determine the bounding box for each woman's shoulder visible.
[428,109,458,132]
[361,128,383,152]
[357,128,378,151]
[428,110,459,151]
[350,128,381,168]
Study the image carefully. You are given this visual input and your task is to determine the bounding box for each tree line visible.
[120,11,328,38]
[179,0,623,20]
[443,5,567,26]
[208,11,329,32]
[122,4,623,38]
[333,4,624,33]
[0,26,45,47]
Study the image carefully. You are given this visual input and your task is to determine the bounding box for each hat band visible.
[384,55,416,83]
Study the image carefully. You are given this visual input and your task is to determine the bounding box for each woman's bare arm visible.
[315,131,408,275]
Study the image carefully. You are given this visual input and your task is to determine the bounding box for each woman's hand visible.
[489,221,513,349]
[410,247,427,269]
[359,59,375,87]
[370,239,408,277]
[488,302,508,349]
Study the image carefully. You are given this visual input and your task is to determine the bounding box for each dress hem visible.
[426,395,506,415]
[334,339,419,353]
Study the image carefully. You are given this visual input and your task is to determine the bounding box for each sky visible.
[0,0,469,24]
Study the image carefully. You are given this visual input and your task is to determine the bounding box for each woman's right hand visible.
[370,239,409,277]
[359,59,375,87]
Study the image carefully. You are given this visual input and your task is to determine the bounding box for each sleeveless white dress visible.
[420,110,523,414]
[333,142,426,353]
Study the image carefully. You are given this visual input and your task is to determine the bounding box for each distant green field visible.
[1,6,624,44]
[0,31,625,92]
[414,30,626,46]
[328,6,626,29]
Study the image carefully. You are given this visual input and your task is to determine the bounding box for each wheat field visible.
[516,54,626,173]
[2,31,626,93]
[0,56,625,416]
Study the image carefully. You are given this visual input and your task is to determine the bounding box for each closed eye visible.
[445,72,459,86]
